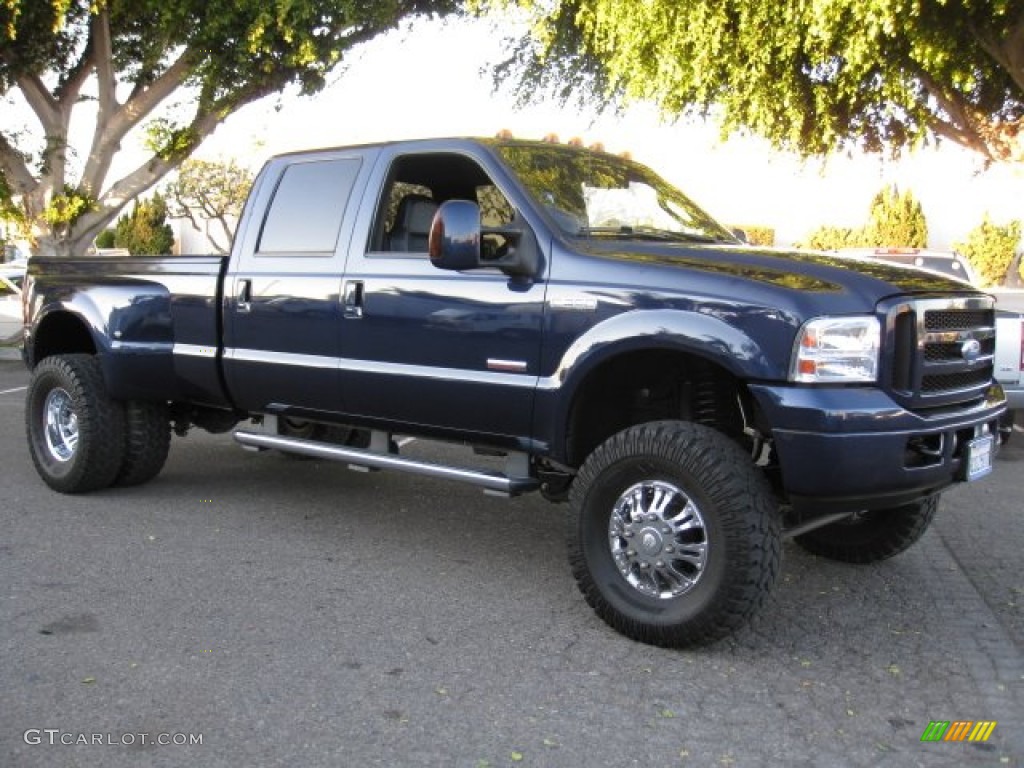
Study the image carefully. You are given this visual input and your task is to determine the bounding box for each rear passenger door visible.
[222,149,374,415]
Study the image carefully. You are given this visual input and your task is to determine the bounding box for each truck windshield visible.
[494,143,735,243]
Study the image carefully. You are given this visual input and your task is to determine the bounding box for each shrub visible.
[800,184,928,251]
[94,229,116,249]
[955,216,1022,287]
[114,193,175,255]
[800,225,864,251]
[732,225,775,246]
[863,185,927,248]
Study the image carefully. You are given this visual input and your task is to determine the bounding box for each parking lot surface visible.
[1,359,1021,767]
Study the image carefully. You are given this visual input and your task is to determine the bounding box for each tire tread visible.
[793,497,939,563]
[26,354,126,493]
[116,400,171,486]
[568,420,780,648]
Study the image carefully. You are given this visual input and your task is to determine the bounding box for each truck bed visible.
[25,254,230,406]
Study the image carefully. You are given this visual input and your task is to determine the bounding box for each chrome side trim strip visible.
[225,347,338,370]
[173,343,218,358]
[337,357,535,387]
[223,349,540,387]
[487,358,528,373]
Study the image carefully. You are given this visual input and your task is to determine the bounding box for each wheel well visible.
[30,312,96,367]
[565,349,760,467]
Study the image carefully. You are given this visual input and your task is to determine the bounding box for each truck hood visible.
[574,240,978,303]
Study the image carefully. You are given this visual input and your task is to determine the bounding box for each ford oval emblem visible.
[961,338,982,363]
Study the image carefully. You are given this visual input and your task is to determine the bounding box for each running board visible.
[233,430,539,497]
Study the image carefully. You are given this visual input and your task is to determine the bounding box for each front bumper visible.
[749,383,1006,514]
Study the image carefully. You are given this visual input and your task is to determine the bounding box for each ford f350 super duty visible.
[21,138,1007,647]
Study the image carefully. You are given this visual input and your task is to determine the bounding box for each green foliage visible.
[800,225,865,251]
[0,0,456,256]
[94,229,116,248]
[863,186,928,248]
[144,119,201,164]
[801,185,928,250]
[114,194,175,255]
[491,0,1024,163]
[0,170,26,234]
[41,186,97,237]
[164,158,253,253]
[955,216,1022,287]
[732,225,774,246]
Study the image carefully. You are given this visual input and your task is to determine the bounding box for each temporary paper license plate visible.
[964,435,995,481]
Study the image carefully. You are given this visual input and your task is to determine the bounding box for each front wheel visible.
[26,354,126,493]
[793,497,939,563]
[568,421,781,648]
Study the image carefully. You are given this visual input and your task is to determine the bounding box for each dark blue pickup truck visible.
[21,138,1007,647]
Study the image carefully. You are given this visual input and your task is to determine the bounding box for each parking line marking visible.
[0,386,26,395]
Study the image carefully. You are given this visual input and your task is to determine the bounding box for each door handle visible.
[343,280,364,319]
[236,279,251,313]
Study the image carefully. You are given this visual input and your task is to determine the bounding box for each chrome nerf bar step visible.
[233,430,540,497]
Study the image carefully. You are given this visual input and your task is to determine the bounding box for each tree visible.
[863,185,928,248]
[730,225,774,247]
[800,184,927,249]
[955,215,1022,286]
[165,158,253,254]
[492,0,1024,164]
[0,0,453,257]
[94,228,115,248]
[800,225,865,251]
[113,193,174,255]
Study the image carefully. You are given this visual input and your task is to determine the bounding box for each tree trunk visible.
[1006,252,1024,288]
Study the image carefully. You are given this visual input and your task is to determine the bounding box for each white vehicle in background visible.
[0,263,26,343]
[995,308,1023,441]
[835,248,979,286]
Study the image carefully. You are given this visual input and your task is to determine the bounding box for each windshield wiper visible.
[576,225,719,243]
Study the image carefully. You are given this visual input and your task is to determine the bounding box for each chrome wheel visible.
[609,480,708,599]
[44,387,78,462]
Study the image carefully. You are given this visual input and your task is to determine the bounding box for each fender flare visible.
[533,309,787,461]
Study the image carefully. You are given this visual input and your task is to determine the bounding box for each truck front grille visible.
[924,309,991,332]
[886,297,996,411]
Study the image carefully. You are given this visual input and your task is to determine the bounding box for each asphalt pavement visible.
[0,358,1021,767]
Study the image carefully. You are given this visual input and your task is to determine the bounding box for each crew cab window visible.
[370,153,515,255]
[258,158,361,254]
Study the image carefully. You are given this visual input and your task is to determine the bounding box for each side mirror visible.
[429,200,481,271]
[429,200,539,278]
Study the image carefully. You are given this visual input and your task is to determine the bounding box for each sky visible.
[8,14,1024,252]
[186,15,1023,251]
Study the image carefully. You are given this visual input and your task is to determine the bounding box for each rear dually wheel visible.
[26,354,126,494]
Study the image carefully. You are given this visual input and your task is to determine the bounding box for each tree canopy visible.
[492,0,1024,164]
[0,0,452,256]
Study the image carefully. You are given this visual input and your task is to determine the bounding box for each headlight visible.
[790,316,880,383]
